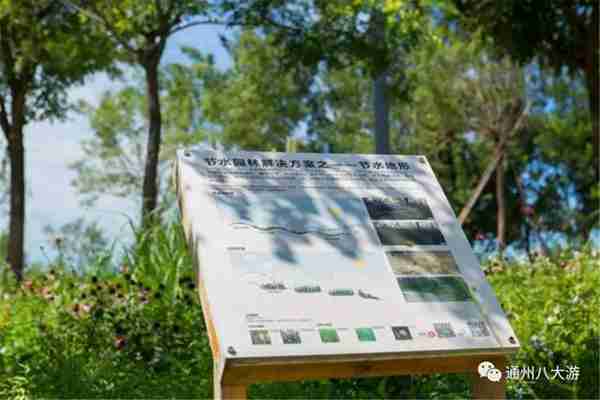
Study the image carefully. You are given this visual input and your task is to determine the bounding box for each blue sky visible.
[20,25,233,263]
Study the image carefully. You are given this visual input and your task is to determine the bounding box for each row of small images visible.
[250,327,397,345]
[249,321,490,345]
[257,283,381,300]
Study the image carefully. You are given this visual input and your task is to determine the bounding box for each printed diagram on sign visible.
[215,191,379,255]
[228,250,388,301]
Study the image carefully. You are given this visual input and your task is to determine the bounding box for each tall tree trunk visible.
[496,155,506,254]
[7,90,26,281]
[374,71,390,154]
[371,9,390,154]
[141,60,162,226]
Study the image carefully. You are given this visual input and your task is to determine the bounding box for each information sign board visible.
[175,148,519,364]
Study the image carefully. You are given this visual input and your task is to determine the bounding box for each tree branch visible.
[58,0,138,55]
[458,100,530,225]
[168,19,225,36]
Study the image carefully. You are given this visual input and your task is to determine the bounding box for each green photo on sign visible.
[356,328,376,342]
[398,276,472,302]
[319,328,340,343]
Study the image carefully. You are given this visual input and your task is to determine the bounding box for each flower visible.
[114,335,127,350]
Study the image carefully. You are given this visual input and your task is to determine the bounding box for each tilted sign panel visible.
[175,148,519,360]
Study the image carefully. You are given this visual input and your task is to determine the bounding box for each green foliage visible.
[0,223,211,399]
[70,65,206,207]
[1,225,597,398]
[487,247,600,399]
[74,0,209,62]
[449,0,596,77]
[203,30,313,151]
[0,0,115,124]
[527,75,598,239]
[303,65,375,153]
[226,0,436,76]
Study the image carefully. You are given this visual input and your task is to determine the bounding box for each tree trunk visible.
[7,114,25,282]
[371,9,390,154]
[374,71,390,154]
[496,155,506,254]
[458,102,529,224]
[458,140,507,225]
[141,60,162,226]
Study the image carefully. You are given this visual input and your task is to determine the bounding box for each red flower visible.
[114,335,127,350]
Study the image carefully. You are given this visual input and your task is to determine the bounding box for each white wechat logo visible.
[478,361,502,382]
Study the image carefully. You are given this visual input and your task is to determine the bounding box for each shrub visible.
[0,225,597,399]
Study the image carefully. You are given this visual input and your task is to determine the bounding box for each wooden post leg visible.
[214,362,247,400]
[220,384,247,400]
[470,357,507,399]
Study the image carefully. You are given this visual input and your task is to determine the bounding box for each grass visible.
[0,224,598,399]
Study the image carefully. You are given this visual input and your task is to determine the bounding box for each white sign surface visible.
[175,148,519,361]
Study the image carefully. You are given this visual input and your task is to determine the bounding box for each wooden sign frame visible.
[175,148,517,399]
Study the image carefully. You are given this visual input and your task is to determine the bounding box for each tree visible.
[450,0,599,189]
[0,1,112,280]
[225,0,433,154]
[202,30,313,151]
[303,64,375,153]
[524,74,598,244]
[72,0,211,225]
[398,33,529,253]
[71,60,206,208]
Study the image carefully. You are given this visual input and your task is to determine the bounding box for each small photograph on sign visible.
[373,221,446,246]
[398,276,472,302]
[387,250,460,275]
[355,327,377,342]
[362,196,433,220]
[434,322,456,338]
[467,320,490,337]
[250,329,272,345]
[391,326,413,340]
[281,329,302,344]
[319,328,340,343]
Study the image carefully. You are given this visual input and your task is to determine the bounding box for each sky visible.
[18,25,233,264]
